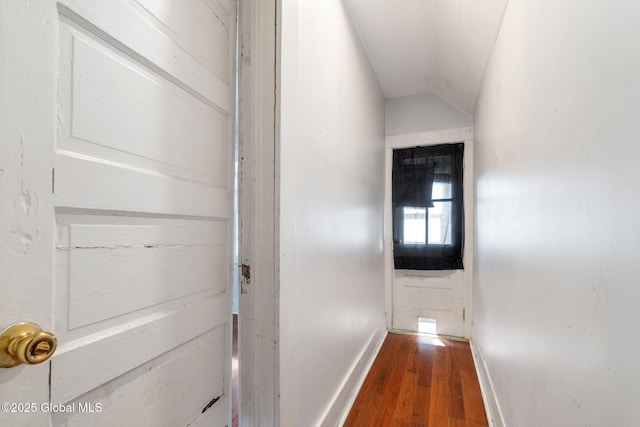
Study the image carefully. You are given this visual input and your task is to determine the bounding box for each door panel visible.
[392,271,465,337]
[51,296,228,404]
[134,0,232,84]
[0,0,235,425]
[58,219,226,329]
[51,326,226,427]
[68,36,229,179]
[57,0,234,110]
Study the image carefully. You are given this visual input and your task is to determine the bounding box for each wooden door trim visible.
[238,0,280,425]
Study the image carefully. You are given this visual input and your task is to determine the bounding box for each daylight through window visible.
[392,143,464,270]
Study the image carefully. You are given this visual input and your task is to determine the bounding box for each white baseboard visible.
[318,316,388,427]
[469,325,505,427]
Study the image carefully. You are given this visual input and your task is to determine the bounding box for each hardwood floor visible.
[232,314,238,427]
[343,332,488,427]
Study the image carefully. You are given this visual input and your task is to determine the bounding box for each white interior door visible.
[386,128,474,338]
[0,1,236,426]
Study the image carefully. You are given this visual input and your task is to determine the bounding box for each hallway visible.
[344,332,487,427]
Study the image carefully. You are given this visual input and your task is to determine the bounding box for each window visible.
[392,143,464,270]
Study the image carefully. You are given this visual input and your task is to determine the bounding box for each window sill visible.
[393,269,463,278]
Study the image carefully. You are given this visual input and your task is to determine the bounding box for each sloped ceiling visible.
[345,0,507,114]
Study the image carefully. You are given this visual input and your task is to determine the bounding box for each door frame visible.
[385,127,475,338]
[237,0,280,425]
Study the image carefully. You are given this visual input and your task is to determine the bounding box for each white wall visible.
[473,1,640,426]
[278,1,386,426]
[385,92,471,136]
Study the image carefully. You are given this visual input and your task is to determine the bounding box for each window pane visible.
[428,202,452,245]
[403,207,426,244]
[392,143,464,270]
[431,181,451,199]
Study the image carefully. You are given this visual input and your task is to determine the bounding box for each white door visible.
[0,1,236,426]
[386,128,474,338]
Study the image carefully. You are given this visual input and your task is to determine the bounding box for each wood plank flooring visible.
[232,314,238,427]
[343,332,488,427]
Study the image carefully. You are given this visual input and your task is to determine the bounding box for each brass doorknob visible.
[0,322,57,368]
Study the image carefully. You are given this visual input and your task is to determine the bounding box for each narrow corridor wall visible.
[473,1,640,426]
[278,0,386,425]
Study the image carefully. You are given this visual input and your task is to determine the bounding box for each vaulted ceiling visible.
[344,0,508,114]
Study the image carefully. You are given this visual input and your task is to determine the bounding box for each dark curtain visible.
[392,143,464,270]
